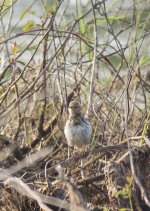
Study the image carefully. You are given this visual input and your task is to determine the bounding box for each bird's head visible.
[68,101,82,117]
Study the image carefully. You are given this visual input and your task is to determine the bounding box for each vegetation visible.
[0,0,150,210]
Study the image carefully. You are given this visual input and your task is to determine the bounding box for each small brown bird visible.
[64,101,92,157]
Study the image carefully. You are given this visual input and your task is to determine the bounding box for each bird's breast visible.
[64,119,92,148]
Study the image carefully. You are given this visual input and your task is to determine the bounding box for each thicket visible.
[0,0,150,210]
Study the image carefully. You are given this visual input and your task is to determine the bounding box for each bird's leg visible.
[73,147,76,157]
[80,158,84,178]
[68,145,70,159]
[68,146,76,159]
[79,148,85,179]
[66,146,71,176]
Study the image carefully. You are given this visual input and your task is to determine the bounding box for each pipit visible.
[64,101,92,158]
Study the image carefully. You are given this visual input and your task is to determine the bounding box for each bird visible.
[64,100,92,158]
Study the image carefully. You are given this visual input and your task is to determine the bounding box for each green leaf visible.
[87,49,93,61]
[29,7,35,15]
[12,42,17,55]
[1,0,10,12]
[23,20,35,31]
[76,0,85,35]
[140,110,150,144]
[45,1,58,15]
[20,7,35,21]
[140,55,150,66]
[108,15,125,20]
[79,18,85,35]
[20,9,27,20]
